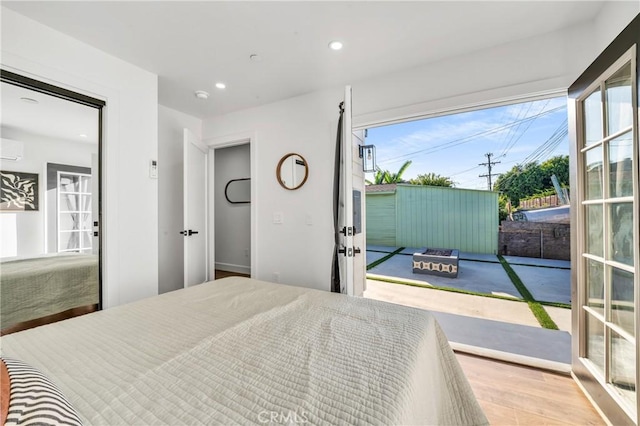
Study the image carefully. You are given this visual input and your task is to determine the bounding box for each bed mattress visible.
[0,277,487,425]
[1,254,99,329]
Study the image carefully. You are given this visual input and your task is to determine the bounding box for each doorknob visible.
[179,230,187,235]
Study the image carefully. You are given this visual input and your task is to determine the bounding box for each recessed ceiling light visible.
[20,97,39,104]
[328,41,343,51]
[79,134,87,138]
[194,90,210,100]
[215,82,226,89]
[249,54,262,62]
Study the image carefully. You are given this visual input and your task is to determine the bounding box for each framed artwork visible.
[0,171,39,211]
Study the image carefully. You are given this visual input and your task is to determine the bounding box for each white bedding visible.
[0,277,487,425]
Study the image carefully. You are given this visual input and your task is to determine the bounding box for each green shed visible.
[365,184,498,254]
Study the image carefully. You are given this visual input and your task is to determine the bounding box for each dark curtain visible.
[331,102,344,293]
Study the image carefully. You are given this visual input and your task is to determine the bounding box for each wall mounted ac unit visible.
[0,138,24,161]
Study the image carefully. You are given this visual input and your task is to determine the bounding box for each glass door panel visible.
[610,202,634,266]
[58,172,92,253]
[585,147,604,199]
[587,312,606,375]
[585,204,604,257]
[584,89,603,146]
[611,266,635,337]
[609,132,634,198]
[577,50,638,420]
[587,259,605,315]
[605,62,633,136]
[611,331,636,407]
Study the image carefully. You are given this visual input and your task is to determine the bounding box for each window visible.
[57,171,92,253]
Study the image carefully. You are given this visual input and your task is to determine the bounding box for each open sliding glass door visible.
[569,15,640,424]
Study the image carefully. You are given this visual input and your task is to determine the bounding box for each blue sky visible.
[365,97,569,190]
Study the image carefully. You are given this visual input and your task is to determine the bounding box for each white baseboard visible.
[215,262,251,275]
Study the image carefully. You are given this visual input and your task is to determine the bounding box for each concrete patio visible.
[364,246,572,368]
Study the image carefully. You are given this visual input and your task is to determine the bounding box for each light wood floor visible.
[456,353,604,425]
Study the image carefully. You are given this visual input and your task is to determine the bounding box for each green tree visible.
[493,155,569,207]
[409,173,455,187]
[366,160,412,184]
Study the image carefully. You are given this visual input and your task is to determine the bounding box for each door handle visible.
[188,230,199,236]
[180,230,187,235]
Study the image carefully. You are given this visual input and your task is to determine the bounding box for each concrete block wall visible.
[499,221,570,260]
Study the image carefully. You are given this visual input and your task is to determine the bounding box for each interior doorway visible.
[213,143,251,279]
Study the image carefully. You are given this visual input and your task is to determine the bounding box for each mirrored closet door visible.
[0,71,104,334]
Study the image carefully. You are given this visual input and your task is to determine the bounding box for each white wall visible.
[214,144,250,274]
[157,105,202,294]
[0,133,96,258]
[204,89,341,290]
[203,7,636,292]
[594,3,639,57]
[1,7,159,307]
[354,8,638,127]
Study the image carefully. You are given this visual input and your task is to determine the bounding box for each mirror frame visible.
[276,153,309,190]
[224,178,251,204]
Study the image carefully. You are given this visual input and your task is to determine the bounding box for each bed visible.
[0,254,99,332]
[0,277,487,425]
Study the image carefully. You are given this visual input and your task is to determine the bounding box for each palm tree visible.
[409,172,455,187]
[366,160,412,185]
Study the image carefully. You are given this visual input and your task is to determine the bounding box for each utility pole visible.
[479,153,500,190]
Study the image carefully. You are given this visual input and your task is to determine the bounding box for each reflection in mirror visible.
[225,178,250,204]
[0,78,101,334]
[277,153,308,190]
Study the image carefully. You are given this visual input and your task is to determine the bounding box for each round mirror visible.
[276,153,309,190]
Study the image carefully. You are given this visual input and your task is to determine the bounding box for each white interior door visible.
[341,86,366,296]
[183,128,208,287]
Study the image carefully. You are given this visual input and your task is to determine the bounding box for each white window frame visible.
[576,45,639,419]
[57,171,92,253]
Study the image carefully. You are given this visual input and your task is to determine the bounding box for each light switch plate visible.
[273,212,283,224]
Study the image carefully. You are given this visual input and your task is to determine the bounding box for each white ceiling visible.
[1,82,100,144]
[4,1,606,119]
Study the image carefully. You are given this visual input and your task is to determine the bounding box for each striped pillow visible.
[2,357,82,426]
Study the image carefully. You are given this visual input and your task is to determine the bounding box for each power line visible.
[378,105,565,166]
[499,100,550,159]
[479,153,500,190]
[495,119,568,189]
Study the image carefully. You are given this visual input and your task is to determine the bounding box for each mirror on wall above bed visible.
[276,153,308,190]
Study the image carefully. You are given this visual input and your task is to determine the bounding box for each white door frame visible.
[204,131,257,280]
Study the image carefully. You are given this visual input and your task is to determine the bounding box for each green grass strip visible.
[366,274,525,303]
[497,255,559,330]
[366,247,405,270]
